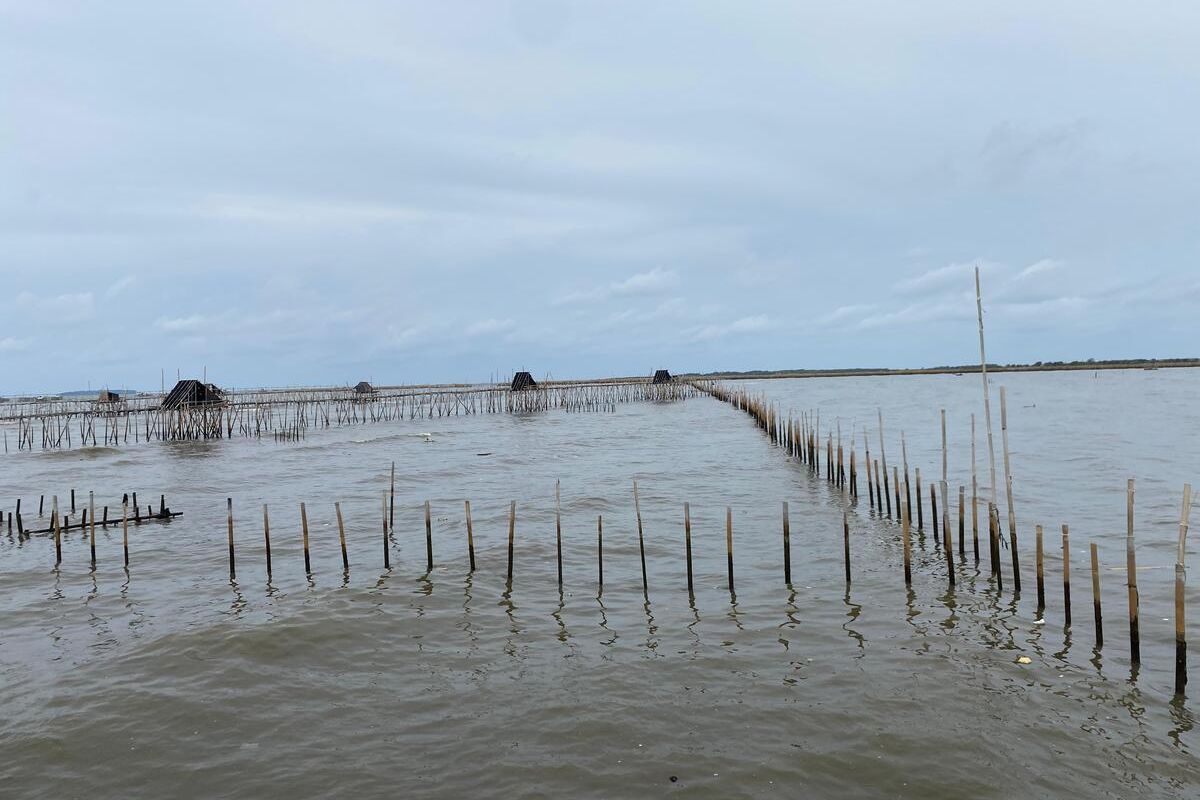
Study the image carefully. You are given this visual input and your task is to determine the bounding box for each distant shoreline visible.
[679,358,1200,381]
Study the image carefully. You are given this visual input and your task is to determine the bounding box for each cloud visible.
[612,267,678,295]
[554,268,680,306]
[692,314,770,341]
[819,304,875,324]
[14,291,96,323]
[155,314,209,333]
[0,336,32,352]
[1015,259,1062,280]
[465,317,515,337]
[104,274,137,298]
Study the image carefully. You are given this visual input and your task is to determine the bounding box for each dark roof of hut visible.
[652,369,672,384]
[97,388,121,402]
[511,371,537,391]
[161,379,225,410]
[354,381,375,393]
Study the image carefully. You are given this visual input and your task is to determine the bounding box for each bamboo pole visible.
[1000,387,1020,592]
[263,504,272,576]
[381,491,389,569]
[941,408,948,486]
[227,498,235,578]
[941,481,954,586]
[976,265,999,507]
[930,481,938,543]
[89,491,96,567]
[1175,483,1193,694]
[916,466,924,531]
[725,506,735,596]
[893,467,901,521]
[389,461,395,532]
[971,414,979,561]
[878,410,891,518]
[684,502,694,596]
[465,500,476,572]
[902,433,913,526]
[506,500,516,586]
[53,495,61,565]
[301,502,311,574]
[634,481,647,597]
[122,499,129,567]
[597,514,604,590]
[1091,542,1103,647]
[1126,478,1139,663]
[1035,524,1045,611]
[1062,524,1071,626]
[901,484,912,585]
[555,481,562,587]
[843,512,851,584]
[782,501,792,585]
[424,500,434,573]
[958,485,965,556]
[336,501,348,570]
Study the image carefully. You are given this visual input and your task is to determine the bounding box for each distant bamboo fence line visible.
[692,378,1195,695]
[0,379,697,453]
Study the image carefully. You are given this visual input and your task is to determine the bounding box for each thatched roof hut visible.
[511,371,537,391]
[97,388,121,403]
[652,369,672,384]
[161,380,225,410]
[354,381,375,394]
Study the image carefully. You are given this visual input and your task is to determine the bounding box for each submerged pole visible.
[1176,484,1193,694]
[336,502,348,571]
[634,481,648,597]
[684,502,694,596]
[465,500,476,572]
[1126,479,1140,664]
[227,497,235,579]
[782,501,792,585]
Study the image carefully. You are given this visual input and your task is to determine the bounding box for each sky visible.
[2,1,1198,392]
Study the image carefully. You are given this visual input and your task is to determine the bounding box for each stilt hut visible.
[652,369,672,384]
[354,381,376,395]
[511,371,537,391]
[161,380,225,410]
[97,388,121,403]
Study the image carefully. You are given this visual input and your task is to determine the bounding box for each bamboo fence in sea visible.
[0,379,697,452]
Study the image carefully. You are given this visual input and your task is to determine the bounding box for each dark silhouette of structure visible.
[161,380,225,410]
[652,369,672,384]
[511,371,537,391]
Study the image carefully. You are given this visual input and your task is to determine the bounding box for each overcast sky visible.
[2,2,1198,392]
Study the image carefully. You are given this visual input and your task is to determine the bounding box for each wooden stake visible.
[941,481,954,587]
[1091,542,1103,648]
[1175,483,1193,694]
[263,504,273,576]
[843,512,851,584]
[381,491,390,569]
[506,500,515,586]
[89,491,96,567]
[227,497,235,578]
[1062,524,1071,626]
[597,514,604,590]
[122,499,129,567]
[465,500,476,572]
[389,461,395,531]
[878,410,891,518]
[782,501,792,584]
[336,502,348,570]
[52,495,61,565]
[958,484,965,556]
[555,481,562,587]
[916,466,924,531]
[971,414,979,561]
[976,265,999,507]
[1000,387,1020,592]
[901,484,912,585]
[424,500,434,573]
[1126,478,1139,663]
[725,506,735,596]
[684,502,694,596]
[634,481,647,597]
[301,502,311,574]
[1035,524,1045,611]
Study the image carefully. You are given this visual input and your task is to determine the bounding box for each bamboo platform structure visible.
[0,378,697,453]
